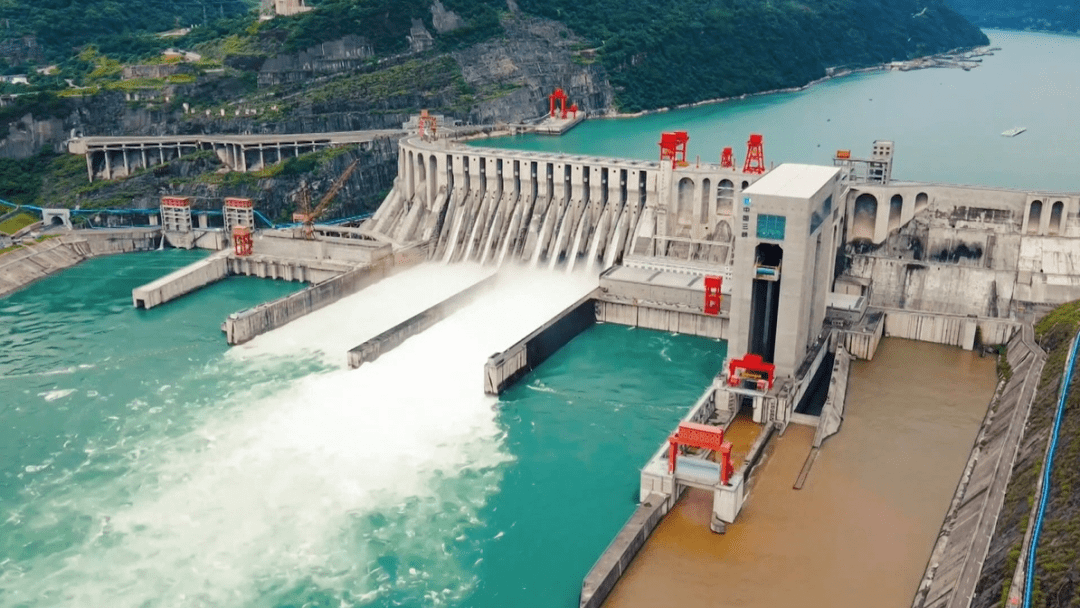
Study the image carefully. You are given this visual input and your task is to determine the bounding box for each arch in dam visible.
[718,179,734,216]
[888,194,904,232]
[700,178,711,224]
[1050,200,1065,235]
[915,192,929,214]
[1027,200,1042,234]
[852,193,878,241]
[678,177,695,225]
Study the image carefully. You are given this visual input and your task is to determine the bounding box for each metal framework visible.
[720,147,735,169]
[667,421,735,484]
[418,109,437,141]
[549,88,568,118]
[232,225,253,256]
[743,133,766,174]
[659,131,690,168]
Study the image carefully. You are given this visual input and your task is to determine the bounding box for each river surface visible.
[604,338,997,608]
[0,253,726,608]
[477,30,1080,192]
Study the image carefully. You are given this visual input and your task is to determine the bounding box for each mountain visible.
[947,0,1080,34]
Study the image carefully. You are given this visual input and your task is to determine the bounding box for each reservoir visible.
[478,30,1080,192]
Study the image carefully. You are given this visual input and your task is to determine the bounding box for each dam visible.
[3,28,1079,608]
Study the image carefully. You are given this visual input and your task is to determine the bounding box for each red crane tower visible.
[417,109,437,141]
[659,131,690,168]
[720,147,735,169]
[549,88,568,118]
[743,133,766,174]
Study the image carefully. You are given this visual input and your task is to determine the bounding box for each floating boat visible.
[1001,127,1027,137]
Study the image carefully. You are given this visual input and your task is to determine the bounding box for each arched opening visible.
[415,153,427,203]
[717,179,734,215]
[1027,200,1042,234]
[677,177,694,225]
[915,192,929,214]
[429,154,438,205]
[741,180,749,190]
[1049,201,1065,235]
[888,194,903,232]
[852,193,878,241]
[700,178,711,223]
[49,215,64,226]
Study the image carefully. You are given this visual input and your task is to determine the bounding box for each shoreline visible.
[597,44,997,120]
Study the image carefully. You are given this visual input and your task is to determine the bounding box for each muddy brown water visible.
[604,338,998,608]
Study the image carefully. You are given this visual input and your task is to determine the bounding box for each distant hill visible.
[947,0,1079,34]
[0,0,255,63]
[251,0,989,112]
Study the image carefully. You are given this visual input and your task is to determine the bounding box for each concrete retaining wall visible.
[814,346,851,447]
[484,290,599,395]
[223,262,392,345]
[347,276,496,368]
[133,250,230,309]
[882,308,1017,349]
[840,312,885,360]
[579,492,672,608]
[595,300,726,339]
[910,325,1045,608]
[0,229,160,298]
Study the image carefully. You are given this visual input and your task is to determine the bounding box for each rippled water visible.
[0,252,726,608]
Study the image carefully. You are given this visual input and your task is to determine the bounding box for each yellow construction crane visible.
[292,159,360,239]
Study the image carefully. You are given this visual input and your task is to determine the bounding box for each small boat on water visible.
[1001,127,1027,137]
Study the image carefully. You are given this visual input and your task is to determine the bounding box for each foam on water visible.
[229,263,493,367]
[1,265,597,608]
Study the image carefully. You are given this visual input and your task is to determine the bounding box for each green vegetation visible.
[0,0,255,64]
[0,212,37,235]
[516,0,988,112]
[949,0,1079,34]
[306,56,473,112]
[979,301,1080,608]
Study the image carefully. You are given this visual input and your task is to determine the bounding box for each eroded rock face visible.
[453,16,614,123]
[430,1,465,33]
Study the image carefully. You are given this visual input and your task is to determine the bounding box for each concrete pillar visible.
[198,213,208,229]
[405,150,415,201]
[86,153,94,182]
[141,147,147,171]
[122,148,130,175]
[240,145,247,172]
[258,146,265,171]
[159,145,165,165]
[104,149,112,180]
[149,214,159,226]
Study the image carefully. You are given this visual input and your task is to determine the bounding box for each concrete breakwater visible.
[0,229,160,298]
[483,290,599,395]
[347,275,496,368]
[223,263,392,345]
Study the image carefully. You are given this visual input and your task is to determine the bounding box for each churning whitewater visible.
[1,263,596,608]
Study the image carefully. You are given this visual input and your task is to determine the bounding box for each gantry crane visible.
[292,158,360,239]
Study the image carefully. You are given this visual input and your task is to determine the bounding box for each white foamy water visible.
[229,263,494,366]
[3,265,597,608]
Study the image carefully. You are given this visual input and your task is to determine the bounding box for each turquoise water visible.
[477,30,1080,192]
[0,253,724,608]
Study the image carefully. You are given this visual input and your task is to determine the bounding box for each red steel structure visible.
[667,421,735,484]
[720,147,735,169]
[743,133,766,174]
[418,109,437,140]
[224,196,254,209]
[232,226,253,256]
[549,88,568,118]
[726,353,776,392]
[659,131,690,168]
[704,275,722,316]
[161,196,191,208]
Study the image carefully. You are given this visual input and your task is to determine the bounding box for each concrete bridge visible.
[68,129,405,181]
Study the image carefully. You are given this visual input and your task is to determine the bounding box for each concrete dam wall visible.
[363,138,761,271]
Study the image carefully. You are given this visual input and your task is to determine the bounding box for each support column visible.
[104,149,112,180]
[86,153,94,182]
[122,147,130,175]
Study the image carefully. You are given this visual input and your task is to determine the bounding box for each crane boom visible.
[298,158,360,238]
